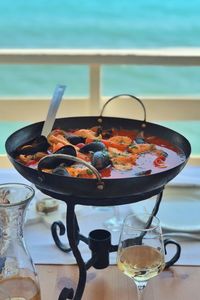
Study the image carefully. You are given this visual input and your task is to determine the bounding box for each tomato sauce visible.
[16,127,186,179]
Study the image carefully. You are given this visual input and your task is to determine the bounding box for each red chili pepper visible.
[159,155,166,161]
[153,156,167,168]
[100,167,112,178]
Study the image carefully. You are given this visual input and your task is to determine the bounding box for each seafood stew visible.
[6,115,190,201]
[15,126,186,179]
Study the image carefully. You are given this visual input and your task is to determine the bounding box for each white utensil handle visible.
[42,84,66,137]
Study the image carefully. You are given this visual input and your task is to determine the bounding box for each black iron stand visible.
[49,190,182,300]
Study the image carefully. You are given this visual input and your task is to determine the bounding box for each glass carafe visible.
[0,183,41,300]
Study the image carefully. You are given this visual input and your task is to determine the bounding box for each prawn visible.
[129,143,155,154]
[73,129,101,139]
[108,135,132,146]
[66,165,96,178]
[111,153,138,170]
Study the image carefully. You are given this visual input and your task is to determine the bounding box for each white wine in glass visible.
[117,213,165,299]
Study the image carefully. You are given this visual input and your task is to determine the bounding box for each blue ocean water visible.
[0,0,200,96]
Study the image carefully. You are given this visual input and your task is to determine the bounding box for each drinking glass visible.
[0,183,41,300]
[117,213,165,299]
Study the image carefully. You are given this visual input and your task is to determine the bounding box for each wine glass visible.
[117,213,165,299]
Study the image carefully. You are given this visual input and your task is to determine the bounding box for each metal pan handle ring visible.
[38,154,104,190]
[99,94,147,123]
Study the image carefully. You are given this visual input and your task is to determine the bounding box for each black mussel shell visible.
[92,150,111,170]
[38,156,64,170]
[97,126,103,135]
[55,145,76,157]
[161,150,168,157]
[52,166,70,176]
[135,137,145,144]
[67,135,85,145]
[135,169,152,176]
[15,135,49,156]
[102,129,113,139]
[80,142,106,154]
[38,145,76,169]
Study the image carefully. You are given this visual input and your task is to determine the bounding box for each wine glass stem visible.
[137,288,143,300]
[135,281,147,300]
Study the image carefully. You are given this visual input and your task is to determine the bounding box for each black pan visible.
[5,95,191,206]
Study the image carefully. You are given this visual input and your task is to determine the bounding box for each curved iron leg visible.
[66,203,87,300]
[151,190,163,216]
[51,220,72,253]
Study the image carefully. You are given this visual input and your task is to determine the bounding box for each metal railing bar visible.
[0,48,200,66]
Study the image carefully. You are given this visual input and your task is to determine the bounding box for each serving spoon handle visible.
[41,84,66,137]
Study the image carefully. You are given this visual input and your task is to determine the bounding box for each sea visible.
[0,0,200,154]
[0,0,200,97]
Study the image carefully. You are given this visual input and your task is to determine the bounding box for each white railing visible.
[1,48,200,166]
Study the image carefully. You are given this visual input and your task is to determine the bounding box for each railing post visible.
[89,64,101,115]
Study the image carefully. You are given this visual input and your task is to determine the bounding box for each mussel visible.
[55,145,76,156]
[102,128,113,139]
[92,150,111,170]
[38,145,76,170]
[15,136,50,156]
[67,135,85,145]
[161,150,168,157]
[52,165,70,176]
[135,137,145,144]
[135,169,152,176]
[80,142,106,154]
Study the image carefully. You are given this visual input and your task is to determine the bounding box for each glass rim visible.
[123,212,160,231]
[0,182,35,207]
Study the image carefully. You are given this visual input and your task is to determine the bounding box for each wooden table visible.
[36,264,200,300]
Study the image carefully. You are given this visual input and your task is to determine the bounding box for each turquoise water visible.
[0,0,200,96]
[0,1,200,155]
